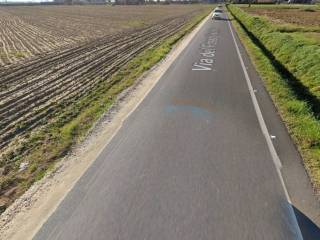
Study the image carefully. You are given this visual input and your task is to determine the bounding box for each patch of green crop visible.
[13,51,26,58]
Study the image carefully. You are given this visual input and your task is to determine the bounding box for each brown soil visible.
[0,18,187,151]
[241,7,320,28]
[0,5,208,65]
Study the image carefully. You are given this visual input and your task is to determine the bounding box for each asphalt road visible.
[34,14,304,240]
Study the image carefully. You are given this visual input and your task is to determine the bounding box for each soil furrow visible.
[0,19,185,149]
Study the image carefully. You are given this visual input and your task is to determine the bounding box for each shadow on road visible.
[293,205,320,240]
[218,18,231,22]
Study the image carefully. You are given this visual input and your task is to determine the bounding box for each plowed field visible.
[0,5,211,212]
[0,5,208,65]
[0,5,209,151]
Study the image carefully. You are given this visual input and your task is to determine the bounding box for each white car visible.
[212,8,223,20]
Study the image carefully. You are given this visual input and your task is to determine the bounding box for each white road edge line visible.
[227,16,304,240]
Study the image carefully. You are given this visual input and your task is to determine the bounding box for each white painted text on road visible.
[192,31,218,71]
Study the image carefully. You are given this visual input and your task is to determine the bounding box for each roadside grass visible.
[228,6,320,103]
[0,9,211,213]
[227,5,320,194]
[304,32,320,42]
[275,24,320,34]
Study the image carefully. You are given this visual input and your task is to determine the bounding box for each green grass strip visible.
[229,5,320,104]
[227,5,320,193]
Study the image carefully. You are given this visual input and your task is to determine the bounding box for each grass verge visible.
[227,5,320,195]
[228,6,320,101]
[0,9,212,213]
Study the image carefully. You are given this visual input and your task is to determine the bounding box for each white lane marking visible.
[227,21,282,170]
[227,18,304,240]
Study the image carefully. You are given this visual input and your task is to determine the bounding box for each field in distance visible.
[239,4,320,41]
[0,5,208,66]
[240,4,320,27]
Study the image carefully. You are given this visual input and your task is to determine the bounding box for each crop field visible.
[0,5,209,65]
[0,18,186,149]
[239,5,320,44]
[0,4,211,213]
[0,4,209,150]
[240,5,320,28]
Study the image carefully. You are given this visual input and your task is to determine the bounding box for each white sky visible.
[0,0,53,2]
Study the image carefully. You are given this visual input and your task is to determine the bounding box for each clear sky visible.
[0,0,52,2]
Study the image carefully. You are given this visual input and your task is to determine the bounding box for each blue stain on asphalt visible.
[165,105,212,118]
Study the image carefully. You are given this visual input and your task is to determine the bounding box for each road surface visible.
[34,14,304,239]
